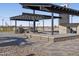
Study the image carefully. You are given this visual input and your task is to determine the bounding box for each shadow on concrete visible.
[0,37,33,47]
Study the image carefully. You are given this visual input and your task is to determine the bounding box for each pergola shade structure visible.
[10,13,51,21]
[20,3,79,16]
[10,13,61,21]
[11,3,79,34]
[10,12,52,33]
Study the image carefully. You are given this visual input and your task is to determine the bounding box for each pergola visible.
[10,12,61,33]
[10,3,79,34]
[10,13,52,32]
[20,3,79,34]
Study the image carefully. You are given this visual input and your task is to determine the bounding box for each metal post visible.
[15,20,17,33]
[51,13,54,35]
[43,20,44,32]
[33,10,36,32]
[33,19,36,32]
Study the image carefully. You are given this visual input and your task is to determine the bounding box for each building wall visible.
[59,14,69,24]
[59,14,69,34]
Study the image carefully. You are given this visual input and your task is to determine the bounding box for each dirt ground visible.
[0,32,79,56]
[0,38,79,56]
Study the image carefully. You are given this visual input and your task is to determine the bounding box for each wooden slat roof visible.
[20,3,79,16]
[10,12,61,21]
[10,13,51,21]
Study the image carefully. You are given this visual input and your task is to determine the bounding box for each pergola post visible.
[15,20,17,33]
[51,13,54,35]
[33,10,36,32]
[43,20,44,32]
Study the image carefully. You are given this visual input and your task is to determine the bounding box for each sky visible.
[0,3,79,26]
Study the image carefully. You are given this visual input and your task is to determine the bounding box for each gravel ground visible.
[0,39,79,56]
[0,32,79,56]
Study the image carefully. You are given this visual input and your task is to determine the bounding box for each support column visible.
[33,20,36,32]
[43,20,44,32]
[15,20,17,33]
[51,13,54,35]
[33,10,36,32]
